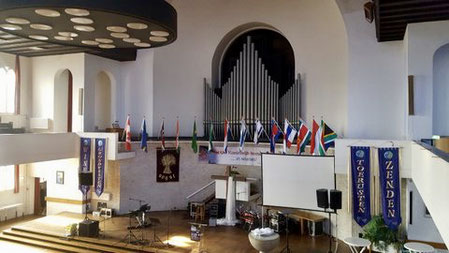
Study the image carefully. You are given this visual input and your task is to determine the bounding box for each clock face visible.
[156,149,180,183]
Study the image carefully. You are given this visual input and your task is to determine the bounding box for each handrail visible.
[415,140,449,164]
[186,181,215,200]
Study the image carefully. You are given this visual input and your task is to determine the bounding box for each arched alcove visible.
[94,71,112,131]
[433,43,449,135]
[53,69,73,133]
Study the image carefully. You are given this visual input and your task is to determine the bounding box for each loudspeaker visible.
[78,220,99,237]
[79,172,93,186]
[316,189,329,209]
[329,190,342,210]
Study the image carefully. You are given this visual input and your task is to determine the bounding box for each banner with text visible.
[378,147,401,230]
[351,146,371,227]
[94,138,106,197]
[79,138,91,194]
[199,146,266,166]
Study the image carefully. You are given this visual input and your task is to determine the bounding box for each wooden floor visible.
[0,211,353,253]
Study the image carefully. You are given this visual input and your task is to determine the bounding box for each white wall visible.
[94,72,112,130]
[53,70,70,132]
[153,0,348,138]
[432,43,449,136]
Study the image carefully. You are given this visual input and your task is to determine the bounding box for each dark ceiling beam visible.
[379,0,448,9]
[380,3,449,15]
[379,13,449,25]
[380,8,449,21]
[0,41,45,49]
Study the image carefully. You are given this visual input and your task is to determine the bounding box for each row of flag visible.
[123,115,337,155]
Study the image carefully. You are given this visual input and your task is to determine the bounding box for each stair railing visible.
[186,181,215,200]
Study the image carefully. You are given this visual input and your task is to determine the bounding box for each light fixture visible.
[65,8,90,17]
[107,26,127,33]
[99,44,115,49]
[35,9,60,17]
[29,35,48,40]
[127,23,148,30]
[29,46,44,50]
[123,38,140,43]
[96,38,113,43]
[30,24,53,30]
[5,17,30,25]
[150,36,168,42]
[111,33,129,39]
[0,24,21,31]
[135,42,151,47]
[54,36,73,41]
[70,17,94,25]
[82,40,99,46]
[151,31,169,37]
[74,25,95,32]
[58,32,78,37]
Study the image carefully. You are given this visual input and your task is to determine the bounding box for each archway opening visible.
[94,71,112,131]
[433,43,449,136]
[53,69,73,133]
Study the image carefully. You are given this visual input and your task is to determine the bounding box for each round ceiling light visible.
[0,24,22,31]
[70,17,93,25]
[30,24,52,30]
[55,36,74,41]
[111,33,129,39]
[65,8,90,17]
[5,17,30,25]
[149,36,168,42]
[58,32,78,38]
[127,23,148,30]
[95,38,113,44]
[99,44,115,49]
[82,40,99,46]
[29,46,44,50]
[150,31,169,37]
[35,9,60,17]
[135,42,151,48]
[74,25,95,32]
[29,35,48,40]
[107,26,127,33]
[123,38,140,43]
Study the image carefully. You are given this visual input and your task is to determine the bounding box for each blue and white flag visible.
[94,138,106,197]
[223,119,232,153]
[140,117,148,152]
[351,146,371,227]
[253,119,265,144]
[79,138,91,194]
[239,119,248,152]
[378,147,401,230]
[283,119,297,153]
[270,119,283,153]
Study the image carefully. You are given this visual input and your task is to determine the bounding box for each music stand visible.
[118,211,139,245]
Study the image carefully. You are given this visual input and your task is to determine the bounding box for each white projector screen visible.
[262,154,335,211]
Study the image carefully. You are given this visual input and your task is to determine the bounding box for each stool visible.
[404,242,435,253]
[194,204,205,222]
[343,237,371,253]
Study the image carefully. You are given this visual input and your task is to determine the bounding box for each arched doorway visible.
[53,69,73,133]
[94,71,111,131]
[433,43,449,136]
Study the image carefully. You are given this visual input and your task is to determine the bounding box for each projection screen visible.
[262,154,335,211]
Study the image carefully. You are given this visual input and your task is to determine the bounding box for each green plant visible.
[362,215,404,252]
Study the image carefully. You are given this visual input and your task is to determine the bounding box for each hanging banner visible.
[94,138,106,197]
[378,147,401,230]
[198,146,264,166]
[79,138,91,194]
[157,149,180,182]
[351,146,371,227]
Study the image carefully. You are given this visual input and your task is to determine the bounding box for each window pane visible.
[0,165,15,191]
[0,67,16,114]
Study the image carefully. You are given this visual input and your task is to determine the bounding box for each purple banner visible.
[94,138,106,197]
[378,147,401,230]
[351,146,371,227]
[79,138,91,194]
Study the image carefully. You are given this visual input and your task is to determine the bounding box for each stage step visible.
[3,229,136,253]
[0,233,98,253]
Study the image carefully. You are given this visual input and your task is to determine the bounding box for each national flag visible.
[318,120,326,155]
[159,119,165,150]
[191,119,198,153]
[124,115,131,151]
[223,119,232,153]
[208,122,214,152]
[311,120,325,155]
[176,118,180,152]
[140,117,148,152]
[310,119,319,155]
[270,119,282,153]
[322,121,337,151]
[253,119,265,144]
[296,119,311,154]
[283,119,297,153]
[239,119,248,152]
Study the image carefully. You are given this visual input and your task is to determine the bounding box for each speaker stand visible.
[280,212,291,253]
[327,211,332,253]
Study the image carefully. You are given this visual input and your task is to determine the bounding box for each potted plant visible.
[362,215,404,253]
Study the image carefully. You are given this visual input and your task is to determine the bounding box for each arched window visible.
[0,67,16,114]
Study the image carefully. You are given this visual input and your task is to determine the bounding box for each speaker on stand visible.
[316,189,342,253]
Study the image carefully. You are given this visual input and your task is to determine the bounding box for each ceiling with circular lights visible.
[0,0,176,60]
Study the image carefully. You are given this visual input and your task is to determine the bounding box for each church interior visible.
[1,0,449,252]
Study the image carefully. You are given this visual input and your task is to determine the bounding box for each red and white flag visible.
[124,115,131,151]
[175,118,180,151]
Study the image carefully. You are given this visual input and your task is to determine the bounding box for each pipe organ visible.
[205,36,301,141]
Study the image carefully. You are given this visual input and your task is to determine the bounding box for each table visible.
[293,210,326,236]
[343,237,371,253]
[404,242,435,253]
